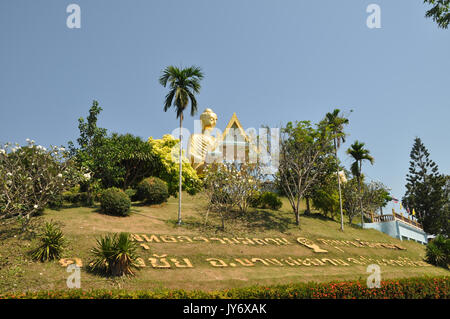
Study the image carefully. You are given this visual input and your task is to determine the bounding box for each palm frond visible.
[159,65,203,119]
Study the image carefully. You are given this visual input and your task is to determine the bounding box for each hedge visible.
[0,277,448,299]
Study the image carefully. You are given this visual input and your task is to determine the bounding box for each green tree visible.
[277,120,335,226]
[309,154,339,218]
[402,137,448,236]
[323,109,349,231]
[68,100,107,158]
[94,133,157,189]
[346,141,374,227]
[424,0,450,29]
[312,182,340,220]
[342,177,361,224]
[69,102,157,190]
[159,65,204,225]
[362,181,391,219]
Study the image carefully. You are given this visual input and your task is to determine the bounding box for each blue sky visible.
[0,0,449,214]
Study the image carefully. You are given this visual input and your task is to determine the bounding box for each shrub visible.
[100,188,131,216]
[48,194,64,210]
[1,277,448,299]
[63,191,94,207]
[124,188,137,200]
[426,235,450,269]
[204,163,263,214]
[31,222,66,262]
[259,192,283,210]
[0,140,85,224]
[89,232,140,276]
[135,177,169,204]
[249,191,262,208]
[148,135,202,196]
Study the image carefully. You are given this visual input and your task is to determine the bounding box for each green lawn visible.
[0,193,448,294]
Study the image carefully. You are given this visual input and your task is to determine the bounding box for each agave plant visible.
[90,232,140,276]
[425,235,450,269]
[31,222,66,262]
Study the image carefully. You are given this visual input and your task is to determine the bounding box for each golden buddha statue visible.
[187,108,221,172]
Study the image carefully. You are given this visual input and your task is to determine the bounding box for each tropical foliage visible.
[30,222,66,262]
[425,235,450,269]
[0,140,85,226]
[347,141,374,224]
[159,65,204,225]
[148,135,202,196]
[69,102,157,190]
[89,232,140,277]
[323,109,349,230]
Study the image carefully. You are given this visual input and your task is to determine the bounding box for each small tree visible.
[203,163,263,229]
[276,120,335,226]
[343,177,390,224]
[203,165,234,229]
[0,140,85,228]
[362,181,391,219]
[342,178,361,224]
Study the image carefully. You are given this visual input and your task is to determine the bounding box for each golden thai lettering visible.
[160,235,177,243]
[234,258,255,267]
[142,234,161,243]
[131,234,144,242]
[296,237,328,253]
[177,236,193,243]
[193,236,210,243]
[148,254,171,268]
[206,258,228,267]
[170,258,194,268]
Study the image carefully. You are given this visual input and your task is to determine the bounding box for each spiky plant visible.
[31,222,66,262]
[425,235,450,269]
[90,232,140,276]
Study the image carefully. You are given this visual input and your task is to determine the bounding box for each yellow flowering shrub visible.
[148,135,202,196]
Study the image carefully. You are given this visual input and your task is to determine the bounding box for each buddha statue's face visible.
[200,108,217,132]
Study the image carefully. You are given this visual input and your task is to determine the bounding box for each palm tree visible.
[159,65,204,225]
[347,141,374,228]
[325,109,349,231]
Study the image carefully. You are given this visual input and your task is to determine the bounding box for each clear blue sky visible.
[1,0,449,213]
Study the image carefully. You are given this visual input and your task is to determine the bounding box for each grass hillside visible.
[0,193,448,293]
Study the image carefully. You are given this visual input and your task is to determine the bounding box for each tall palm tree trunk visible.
[358,161,364,228]
[334,139,344,231]
[178,114,183,225]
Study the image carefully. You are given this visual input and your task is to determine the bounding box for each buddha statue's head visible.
[200,108,217,133]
